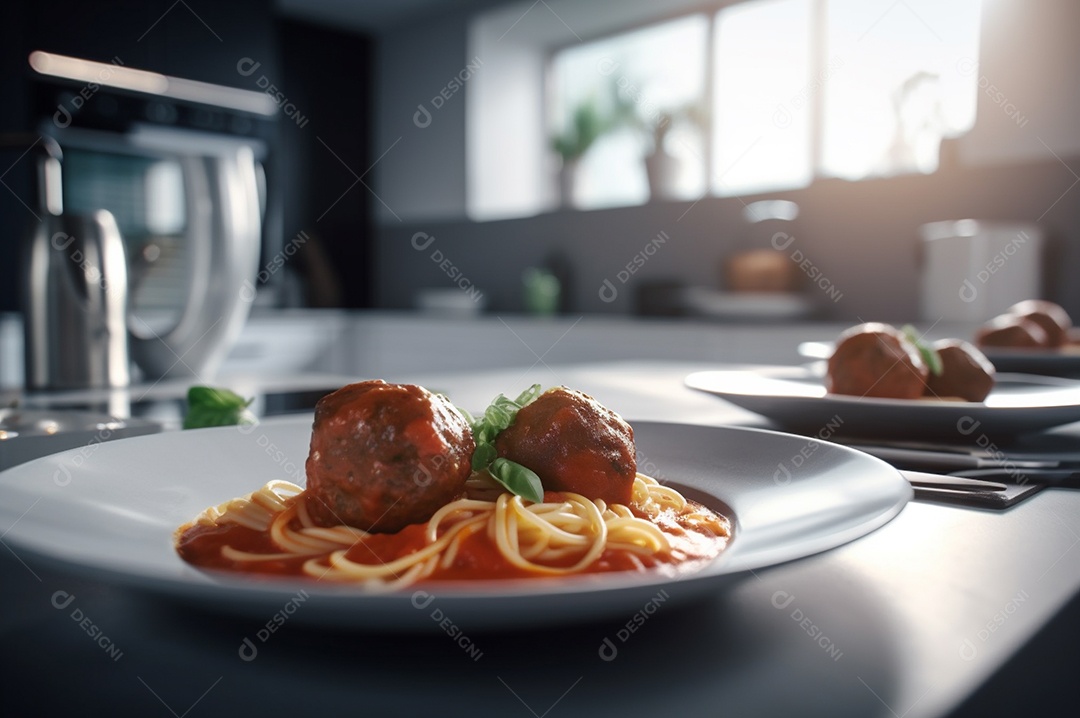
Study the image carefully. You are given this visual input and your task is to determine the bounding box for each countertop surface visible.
[2,314,1079,717]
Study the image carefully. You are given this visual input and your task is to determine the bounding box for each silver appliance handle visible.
[128,146,261,380]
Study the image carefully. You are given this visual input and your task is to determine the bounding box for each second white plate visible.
[686,367,1080,439]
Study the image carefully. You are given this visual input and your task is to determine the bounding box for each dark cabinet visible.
[274,18,374,308]
[19,0,278,88]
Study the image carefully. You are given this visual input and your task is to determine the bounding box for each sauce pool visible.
[175,491,731,584]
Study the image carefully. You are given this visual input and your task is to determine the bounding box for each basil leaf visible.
[459,385,547,501]
[187,386,249,410]
[183,406,245,429]
[902,325,943,377]
[183,386,255,429]
[514,384,542,406]
[484,401,514,431]
[922,346,944,377]
[488,458,544,504]
[471,442,497,471]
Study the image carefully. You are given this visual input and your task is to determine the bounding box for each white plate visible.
[0,417,909,630]
[977,347,1080,375]
[686,367,1080,439]
[796,340,836,361]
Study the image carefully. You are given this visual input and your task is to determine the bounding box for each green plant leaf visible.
[459,385,545,501]
[484,401,514,432]
[901,325,943,377]
[488,458,544,504]
[514,384,542,406]
[183,386,255,429]
[551,92,620,160]
[471,442,497,471]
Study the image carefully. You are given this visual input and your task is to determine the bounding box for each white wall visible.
[956,0,1080,165]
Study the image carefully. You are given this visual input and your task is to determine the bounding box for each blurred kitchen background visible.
[0,0,1078,387]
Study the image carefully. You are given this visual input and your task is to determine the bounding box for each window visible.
[553,0,981,206]
[819,0,982,179]
[549,15,708,208]
[712,0,814,196]
[467,0,983,219]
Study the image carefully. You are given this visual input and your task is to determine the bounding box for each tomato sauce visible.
[175,492,730,585]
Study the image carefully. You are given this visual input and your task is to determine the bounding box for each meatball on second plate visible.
[924,339,996,402]
[975,314,1048,349]
[1005,299,1072,348]
[494,387,637,506]
[826,323,928,399]
[304,380,474,533]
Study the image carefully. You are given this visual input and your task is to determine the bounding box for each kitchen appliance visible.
[27,51,277,381]
[2,134,129,391]
[919,219,1043,322]
[24,207,130,390]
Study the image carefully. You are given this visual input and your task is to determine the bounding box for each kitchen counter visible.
[1,311,1077,717]
[0,309,985,395]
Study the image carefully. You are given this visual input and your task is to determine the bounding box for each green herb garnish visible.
[488,458,544,502]
[463,385,544,503]
[901,325,943,377]
[183,386,256,429]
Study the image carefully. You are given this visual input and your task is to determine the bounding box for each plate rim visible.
[685,366,1080,409]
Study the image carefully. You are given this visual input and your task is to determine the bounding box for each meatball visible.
[923,339,995,402]
[826,323,928,399]
[304,381,474,533]
[1005,300,1071,348]
[494,387,636,505]
[975,314,1048,349]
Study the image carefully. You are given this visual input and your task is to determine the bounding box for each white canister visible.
[919,220,1043,322]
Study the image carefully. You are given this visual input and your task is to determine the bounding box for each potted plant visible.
[550,98,612,207]
[642,103,705,202]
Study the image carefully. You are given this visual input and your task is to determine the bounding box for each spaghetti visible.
[175,474,731,590]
